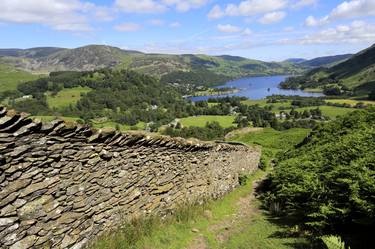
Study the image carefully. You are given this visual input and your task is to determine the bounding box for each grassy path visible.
[186,173,267,249]
[183,169,313,249]
[91,168,312,249]
[91,128,314,249]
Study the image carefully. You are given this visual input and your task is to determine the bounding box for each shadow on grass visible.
[254,178,325,249]
[255,177,375,249]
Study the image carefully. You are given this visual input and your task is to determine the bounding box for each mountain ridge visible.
[0,45,303,77]
[280,43,375,96]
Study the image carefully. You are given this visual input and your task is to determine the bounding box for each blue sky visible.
[0,0,375,61]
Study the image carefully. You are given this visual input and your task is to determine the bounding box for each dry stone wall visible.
[0,106,260,249]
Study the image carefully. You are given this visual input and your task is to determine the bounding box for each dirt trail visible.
[186,176,266,249]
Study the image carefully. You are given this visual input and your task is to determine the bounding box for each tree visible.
[369,90,375,100]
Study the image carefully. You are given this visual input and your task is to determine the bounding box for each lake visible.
[190,75,324,101]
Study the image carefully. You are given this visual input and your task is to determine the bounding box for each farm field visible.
[294,106,354,119]
[325,99,375,106]
[91,120,146,131]
[179,115,236,128]
[31,115,82,123]
[46,86,92,109]
[0,64,41,92]
[242,99,356,118]
[230,127,311,155]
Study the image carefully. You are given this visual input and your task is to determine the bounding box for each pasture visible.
[179,115,236,128]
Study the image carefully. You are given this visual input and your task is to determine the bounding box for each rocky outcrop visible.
[0,106,260,249]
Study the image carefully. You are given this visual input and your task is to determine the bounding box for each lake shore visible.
[189,75,324,102]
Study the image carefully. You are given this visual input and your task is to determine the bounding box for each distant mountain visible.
[284,58,307,64]
[326,44,375,92]
[0,45,304,78]
[300,54,353,68]
[280,44,375,95]
[0,47,66,58]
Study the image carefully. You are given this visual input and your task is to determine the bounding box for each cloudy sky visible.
[0,0,375,60]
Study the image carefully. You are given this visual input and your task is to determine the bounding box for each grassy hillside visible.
[179,115,235,128]
[300,54,352,68]
[46,86,91,109]
[265,109,375,248]
[231,128,311,157]
[0,63,41,92]
[280,44,375,95]
[0,45,305,82]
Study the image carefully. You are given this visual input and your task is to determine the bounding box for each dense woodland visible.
[263,109,375,247]
[1,69,338,135]
[160,68,232,94]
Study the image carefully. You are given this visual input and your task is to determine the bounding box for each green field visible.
[242,99,295,111]
[241,99,268,106]
[295,105,354,119]
[242,99,356,119]
[46,86,91,109]
[32,116,145,132]
[230,128,311,154]
[91,120,146,131]
[179,115,236,128]
[31,115,82,123]
[326,99,375,106]
[0,64,41,92]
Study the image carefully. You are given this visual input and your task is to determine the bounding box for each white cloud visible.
[115,0,209,13]
[258,11,286,24]
[292,0,317,9]
[286,20,375,44]
[162,0,210,12]
[115,0,167,13]
[208,0,287,19]
[330,0,375,19]
[114,22,142,32]
[242,28,253,36]
[208,5,225,19]
[305,15,329,26]
[305,0,375,27]
[217,24,242,33]
[170,21,181,28]
[0,0,107,32]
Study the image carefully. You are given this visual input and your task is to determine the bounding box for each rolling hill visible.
[0,45,304,79]
[280,44,375,96]
[300,54,353,68]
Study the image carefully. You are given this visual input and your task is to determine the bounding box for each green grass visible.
[46,86,91,109]
[303,88,324,93]
[90,169,311,249]
[241,99,268,106]
[325,99,375,106]
[222,202,313,249]
[230,128,311,156]
[31,115,82,123]
[242,99,356,119]
[91,120,146,131]
[295,106,354,119]
[0,64,41,92]
[32,115,146,132]
[179,115,236,128]
[89,126,314,249]
[242,99,295,112]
